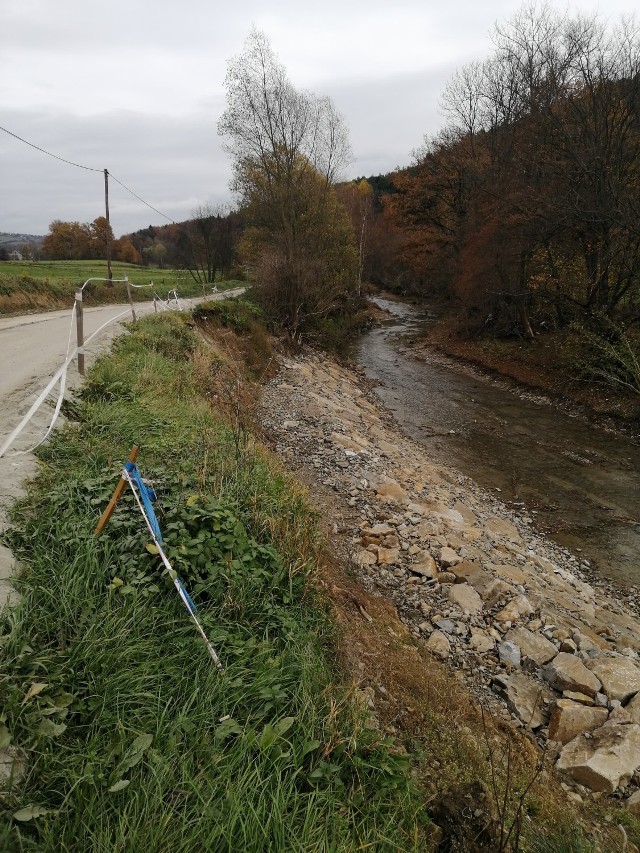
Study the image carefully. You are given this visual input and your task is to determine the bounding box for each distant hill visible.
[0,232,44,251]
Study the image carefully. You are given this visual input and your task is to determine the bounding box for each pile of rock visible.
[260,353,640,799]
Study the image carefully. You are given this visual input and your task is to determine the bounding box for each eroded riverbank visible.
[259,347,640,803]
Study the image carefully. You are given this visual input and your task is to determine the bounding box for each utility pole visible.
[104,168,113,282]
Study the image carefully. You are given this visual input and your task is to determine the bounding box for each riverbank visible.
[259,343,640,843]
[408,306,640,435]
[1,302,620,850]
[357,296,640,593]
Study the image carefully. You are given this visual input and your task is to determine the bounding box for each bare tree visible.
[183,204,237,288]
[218,28,356,336]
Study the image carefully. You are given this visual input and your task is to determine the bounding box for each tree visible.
[182,204,238,287]
[114,237,141,265]
[42,220,90,260]
[143,241,167,268]
[393,4,640,337]
[87,216,114,260]
[218,28,357,336]
[336,179,374,295]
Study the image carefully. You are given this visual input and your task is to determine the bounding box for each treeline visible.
[122,207,243,283]
[41,217,140,264]
[36,209,244,285]
[373,5,640,343]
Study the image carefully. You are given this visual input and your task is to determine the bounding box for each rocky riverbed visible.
[259,350,640,805]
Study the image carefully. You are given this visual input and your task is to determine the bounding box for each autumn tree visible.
[395,4,640,337]
[42,220,91,260]
[218,28,357,336]
[113,237,141,265]
[87,216,114,260]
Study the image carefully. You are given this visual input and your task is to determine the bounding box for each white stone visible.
[498,641,521,667]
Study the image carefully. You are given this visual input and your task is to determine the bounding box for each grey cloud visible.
[1,109,233,236]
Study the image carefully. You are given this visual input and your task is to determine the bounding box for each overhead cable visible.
[0,124,102,172]
[1,124,178,224]
[107,172,177,224]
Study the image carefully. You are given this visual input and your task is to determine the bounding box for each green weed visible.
[0,313,428,851]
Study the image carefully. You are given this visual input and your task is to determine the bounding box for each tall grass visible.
[0,313,427,851]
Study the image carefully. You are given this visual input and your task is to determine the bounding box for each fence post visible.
[126,277,136,322]
[75,288,85,375]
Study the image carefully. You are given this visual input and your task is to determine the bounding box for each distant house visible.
[8,250,22,261]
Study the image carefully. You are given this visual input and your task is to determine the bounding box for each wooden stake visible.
[126,280,137,322]
[75,289,85,375]
[94,445,139,534]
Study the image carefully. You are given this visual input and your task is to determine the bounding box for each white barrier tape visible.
[121,467,223,670]
[21,369,67,456]
[0,307,130,459]
[1,291,196,459]
[153,292,171,311]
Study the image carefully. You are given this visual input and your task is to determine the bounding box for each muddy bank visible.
[405,299,640,430]
[259,347,640,803]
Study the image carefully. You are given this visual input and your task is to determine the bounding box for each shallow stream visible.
[356,297,640,587]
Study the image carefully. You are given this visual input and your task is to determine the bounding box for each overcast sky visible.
[1,0,637,237]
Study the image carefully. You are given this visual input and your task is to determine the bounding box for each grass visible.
[0,312,427,851]
[0,260,245,315]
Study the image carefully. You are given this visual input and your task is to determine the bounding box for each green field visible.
[0,260,244,315]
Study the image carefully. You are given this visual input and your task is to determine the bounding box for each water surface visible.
[356,298,640,586]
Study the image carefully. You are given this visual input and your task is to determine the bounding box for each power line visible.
[0,124,102,172]
[1,124,179,225]
[108,172,177,224]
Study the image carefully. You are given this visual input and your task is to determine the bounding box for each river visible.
[356,297,640,587]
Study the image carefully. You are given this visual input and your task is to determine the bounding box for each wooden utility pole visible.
[104,168,113,283]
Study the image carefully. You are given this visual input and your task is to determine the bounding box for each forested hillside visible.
[371,9,640,332]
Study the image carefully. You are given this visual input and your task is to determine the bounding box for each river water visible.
[356,298,640,587]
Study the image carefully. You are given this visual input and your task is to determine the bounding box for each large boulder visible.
[426,630,451,659]
[506,627,557,667]
[556,722,640,793]
[410,552,438,579]
[493,671,552,730]
[587,657,640,704]
[439,547,462,569]
[448,583,483,615]
[449,561,492,594]
[495,595,534,624]
[548,700,608,745]
[542,653,602,698]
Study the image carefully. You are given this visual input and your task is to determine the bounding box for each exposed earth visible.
[259,348,640,803]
